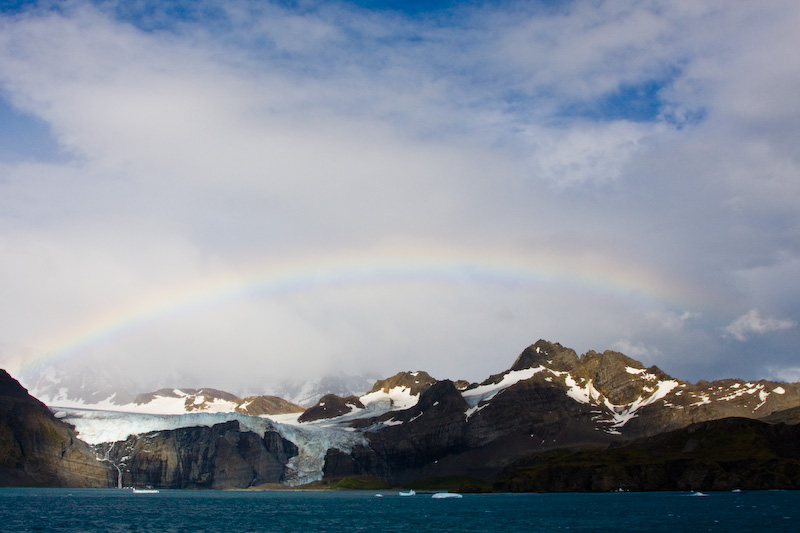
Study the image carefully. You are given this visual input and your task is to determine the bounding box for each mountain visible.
[0,370,113,487]
[126,388,304,415]
[303,339,800,485]
[268,373,381,408]
[21,359,139,407]
[9,338,800,491]
[494,416,800,492]
[21,360,305,416]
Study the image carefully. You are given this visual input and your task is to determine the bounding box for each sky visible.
[1,0,799,394]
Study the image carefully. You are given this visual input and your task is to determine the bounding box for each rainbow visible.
[18,243,702,376]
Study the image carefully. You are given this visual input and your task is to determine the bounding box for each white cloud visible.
[724,309,796,342]
[610,339,660,361]
[523,121,653,186]
[645,310,700,332]
[1,0,800,389]
[767,366,800,383]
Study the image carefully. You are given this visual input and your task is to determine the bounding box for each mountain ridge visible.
[4,338,800,490]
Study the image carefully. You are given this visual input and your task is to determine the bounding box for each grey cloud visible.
[725,310,797,342]
[1,1,799,391]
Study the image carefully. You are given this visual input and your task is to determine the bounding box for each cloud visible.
[1,0,800,390]
[610,339,660,362]
[767,366,800,383]
[724,309,797,342]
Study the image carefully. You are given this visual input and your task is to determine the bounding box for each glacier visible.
[55,408,365,486]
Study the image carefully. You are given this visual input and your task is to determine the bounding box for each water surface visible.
[1,488,796,532]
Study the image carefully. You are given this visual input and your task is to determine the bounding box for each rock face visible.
[495,417,800,492]
[236,394,307,416]
[100,420,298,489]
[367,371,437,396]
[0,370,113,487]
[298,394,364,423]
[366,381,470,477]
[300,371,439,422]
[316,339,800,486]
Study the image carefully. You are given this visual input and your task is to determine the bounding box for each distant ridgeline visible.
[3,340,800,491]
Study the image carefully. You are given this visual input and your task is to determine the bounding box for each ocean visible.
[0,488,796,532]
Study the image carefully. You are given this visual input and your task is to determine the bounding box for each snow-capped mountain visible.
[22,359,139,407]
[20,358,305,415]
[48,386,305,416]
[9,339,800,491]
[24,357,379,414]
[302,340,799,434]
[267,373,381,407]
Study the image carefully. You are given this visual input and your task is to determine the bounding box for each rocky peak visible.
[368,371,437,396]
[134,387,239,406]
[572,350,673,405]
[298,394,365,423]
[1,369,113,487]
[412,380,468,415]
[0,369,39,403]
[235,395,306,416]
[510,340,579,372]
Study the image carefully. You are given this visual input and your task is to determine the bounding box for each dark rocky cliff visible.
[99,420,298,489]
[0,370,113,487]
[495,416,800,492]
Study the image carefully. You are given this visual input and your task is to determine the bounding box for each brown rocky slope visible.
[0,370,113,487]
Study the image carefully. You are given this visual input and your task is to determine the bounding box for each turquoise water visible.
[0,488,797,532]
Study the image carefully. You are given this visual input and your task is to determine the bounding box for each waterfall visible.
[112,462,123,489]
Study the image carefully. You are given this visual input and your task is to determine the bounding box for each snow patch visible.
[601,380,680,429]
[360,386,418,411]
[462,366,546,408]
[564,375,602,405]
[464,402,490,420]
[753,390,770,411]
[689,394,711,407]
